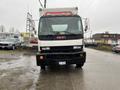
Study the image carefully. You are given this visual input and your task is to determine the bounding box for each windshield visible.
[38,16,83,35]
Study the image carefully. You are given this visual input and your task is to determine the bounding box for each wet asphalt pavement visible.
[0,48,120,90]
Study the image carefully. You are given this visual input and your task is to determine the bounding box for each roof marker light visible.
[44,11,73,16]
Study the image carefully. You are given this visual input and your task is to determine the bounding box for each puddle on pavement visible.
[0,52,40,90]
[0,52,22,62]
[0,49,40,90]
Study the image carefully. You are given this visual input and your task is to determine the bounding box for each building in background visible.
[93,32,120,45]
[84,38,98,47]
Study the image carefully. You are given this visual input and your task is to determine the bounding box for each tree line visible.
[0,25,19,33]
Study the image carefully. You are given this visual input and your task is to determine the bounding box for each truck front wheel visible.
[40,65,46,70]
[76,63,84,68]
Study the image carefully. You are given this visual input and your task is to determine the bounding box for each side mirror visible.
[34,31,37,35]
[82,18,89,32]
[84,25,88,32]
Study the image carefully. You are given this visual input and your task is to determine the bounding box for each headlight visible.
[41,47,50,50]
[73,46,82,49]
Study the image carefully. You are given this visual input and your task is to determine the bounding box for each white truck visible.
[36,7,87,70]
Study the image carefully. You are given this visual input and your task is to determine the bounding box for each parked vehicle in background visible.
[84,38,98,47]
[0,32,23,46]
[13,35,24,45]
[20,32,38,47]
[112,45,120,53]
[29,37,38,47]
[0,38,21,50]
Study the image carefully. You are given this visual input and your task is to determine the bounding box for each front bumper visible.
[36,51,86,66]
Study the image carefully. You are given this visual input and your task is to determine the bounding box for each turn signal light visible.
[40,56,44,60]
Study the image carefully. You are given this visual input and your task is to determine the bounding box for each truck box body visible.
[39,7,78,16]
[36,7,86,69]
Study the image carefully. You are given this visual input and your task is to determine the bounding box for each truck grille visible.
[41,46,83,53]
[46,53,81,59]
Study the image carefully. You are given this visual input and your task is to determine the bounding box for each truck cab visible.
[36,7,86,70]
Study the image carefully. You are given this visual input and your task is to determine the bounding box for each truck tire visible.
[40,65,46,70]
[76,63,84,68]
[114,51,119,53]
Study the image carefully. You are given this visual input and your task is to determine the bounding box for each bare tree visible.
[0,25,6,32]
[9,27,15,33]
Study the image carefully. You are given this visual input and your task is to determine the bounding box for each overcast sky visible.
[0,0,120,35]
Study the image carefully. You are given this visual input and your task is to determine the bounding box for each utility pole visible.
[38,0,43,8]
[26,12,36,37]
[38,0,46,8]
[26,12,31,33]
[44,0,47,8]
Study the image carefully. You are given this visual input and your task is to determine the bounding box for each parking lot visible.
[0,48,120,90]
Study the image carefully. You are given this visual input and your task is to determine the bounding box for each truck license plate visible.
[59,61,66,65]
